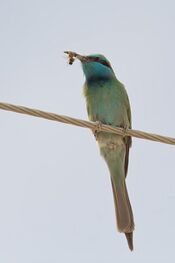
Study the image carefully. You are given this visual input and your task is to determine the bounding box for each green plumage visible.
[66,52,135,250]
[84,76,132,176]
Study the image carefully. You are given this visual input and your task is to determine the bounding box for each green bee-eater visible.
[65,51,135,251]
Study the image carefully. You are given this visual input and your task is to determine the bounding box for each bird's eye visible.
[89,57,100,62]
[87,56,111,68]
[93,57,111,68]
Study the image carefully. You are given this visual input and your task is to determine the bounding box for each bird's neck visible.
[86,75,115,86]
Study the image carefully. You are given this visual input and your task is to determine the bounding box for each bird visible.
[65,51,135,251]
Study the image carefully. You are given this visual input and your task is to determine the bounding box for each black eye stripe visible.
[87,56,111,68]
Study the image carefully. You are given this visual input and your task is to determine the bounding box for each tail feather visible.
[111,179,134,251]
[125,232,134,251]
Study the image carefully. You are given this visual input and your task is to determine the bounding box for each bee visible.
[64,51,76,65]
[68,54,75,65]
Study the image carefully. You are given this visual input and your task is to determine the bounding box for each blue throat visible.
[82,61,115,84]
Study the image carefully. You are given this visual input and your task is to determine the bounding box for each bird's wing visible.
[124,99,132,177]
[124,136,132,177]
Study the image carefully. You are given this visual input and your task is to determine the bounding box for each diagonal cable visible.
[0,102,174,145]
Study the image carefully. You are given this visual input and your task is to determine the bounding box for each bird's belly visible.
[96,132,125,167]
[97,132,124,149]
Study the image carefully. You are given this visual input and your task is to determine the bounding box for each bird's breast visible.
[84,79,127,127]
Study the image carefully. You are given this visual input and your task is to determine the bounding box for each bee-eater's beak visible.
[64,51,87,63]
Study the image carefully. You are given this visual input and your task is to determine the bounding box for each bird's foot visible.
[92,121,102,140]
[122,125,129,138]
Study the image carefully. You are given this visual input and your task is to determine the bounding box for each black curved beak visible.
[64,51,87,62]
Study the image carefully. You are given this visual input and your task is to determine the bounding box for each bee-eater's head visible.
[65,51,115,81]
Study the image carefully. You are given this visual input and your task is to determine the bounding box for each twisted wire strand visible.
[0,102,174,145]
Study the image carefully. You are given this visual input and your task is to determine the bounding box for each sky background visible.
[0,0,175,262]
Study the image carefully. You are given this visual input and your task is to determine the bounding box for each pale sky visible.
[0,0,175,262]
